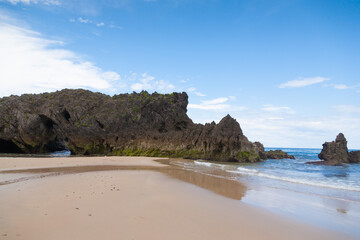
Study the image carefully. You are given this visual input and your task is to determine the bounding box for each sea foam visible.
[194,160,213,167]
[227,167,360,192]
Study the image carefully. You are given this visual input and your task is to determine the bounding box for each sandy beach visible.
[0,156,354,240]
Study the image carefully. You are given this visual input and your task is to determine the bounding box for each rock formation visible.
[317,133,360,165]
[0,89,289,162]
[264,150,295,160]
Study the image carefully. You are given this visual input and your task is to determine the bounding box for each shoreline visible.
[0,156,357,239]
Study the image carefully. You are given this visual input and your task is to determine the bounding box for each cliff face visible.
[0,89,266,162]
[318,133,360,165]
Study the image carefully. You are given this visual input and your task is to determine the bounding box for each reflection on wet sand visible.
[0,160,247,200]
[163,168,246,200]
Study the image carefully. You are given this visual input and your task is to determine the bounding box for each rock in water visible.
[349,151,360,163]
[0,89,269,162]
[318,133,349,163]
[264,150,295,160]
[318,133,360,165]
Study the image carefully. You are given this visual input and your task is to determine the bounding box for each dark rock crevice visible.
[61,109,71,122]
[0,139,24,153]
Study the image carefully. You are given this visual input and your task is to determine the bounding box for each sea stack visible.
[318,133,360,165]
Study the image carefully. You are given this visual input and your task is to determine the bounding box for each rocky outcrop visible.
[349,151,360,163]
[264,150,295,160]
[316,133,360,165]
[0,89,284,162]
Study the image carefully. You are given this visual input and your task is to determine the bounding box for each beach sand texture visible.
[0,157,352,240]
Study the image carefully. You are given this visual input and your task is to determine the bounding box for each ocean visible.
[170,148,360,237]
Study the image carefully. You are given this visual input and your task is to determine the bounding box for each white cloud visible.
[109,24,123,30]
[333,105,360,114]
[1,0,60,5]
[194,92,206,97]
[261,104,295,114]
[130,73,175,93]
[332,84,348,90]
[188,103,230,110]
[202,97,228,105]
[131,83,143,91]
[78,17,90,24]
[188,97,230,110]
[101,71,120,81]
[229,96,236,100]
[187,87,205,97]
[71,18,107,28]
[279,77,330,88]
[323,83,360,93]
[0,20,123,97]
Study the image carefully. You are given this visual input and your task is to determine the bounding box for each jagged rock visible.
[349,151,360,163]
[264,150,295,160]
[318,133,349,163]
[0,89,277,162]
[316,133,360,165]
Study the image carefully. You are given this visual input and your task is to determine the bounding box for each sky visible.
[0,0,359,148]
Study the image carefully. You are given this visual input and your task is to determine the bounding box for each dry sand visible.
[0,157,353,240]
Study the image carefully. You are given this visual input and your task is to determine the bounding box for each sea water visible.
[191,148,360,198]
[0,150,71,158]
[173,148,360,237]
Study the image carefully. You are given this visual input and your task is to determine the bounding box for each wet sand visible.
[0,157,353,240]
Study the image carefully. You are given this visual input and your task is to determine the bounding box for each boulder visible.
[264,150,295,160]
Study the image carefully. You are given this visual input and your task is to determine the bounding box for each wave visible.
[227,167,360,192]
[228,167,259,174]
[194,160,232,170]
[194,160,213,167]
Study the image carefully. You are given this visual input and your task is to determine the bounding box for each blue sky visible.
[0,0,359,148]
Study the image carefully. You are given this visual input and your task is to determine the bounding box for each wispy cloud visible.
[333,105,360,114]
[0,0,60,5]
[70,18,106,28]
[202,97,228,105]
[188,97,230,110]
[78,17,90,23]
[130,73,175,93]
[261,104,295,114]
[327,83,360,92]
[187,87,205,97]
[279,77,330,88]
[109,23,123,30]
[194,92,206,97]
[0,18,122,97]
[332,84,348,90]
